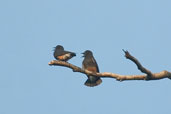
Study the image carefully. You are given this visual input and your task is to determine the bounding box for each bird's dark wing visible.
[64,50,76,56]
[91,57,99,73]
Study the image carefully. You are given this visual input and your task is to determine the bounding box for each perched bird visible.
[53,45,76,61]
[82,50,102,87]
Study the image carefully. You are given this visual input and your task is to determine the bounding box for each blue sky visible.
[0,0,171,114]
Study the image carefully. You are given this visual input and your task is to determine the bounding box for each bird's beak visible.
[81,52,85,57]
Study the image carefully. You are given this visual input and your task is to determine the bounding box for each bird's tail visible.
[84,77,102,87]
[71,52,76,57]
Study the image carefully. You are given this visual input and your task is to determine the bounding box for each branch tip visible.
[122,49,128,53]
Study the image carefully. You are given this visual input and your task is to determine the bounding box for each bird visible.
[82,50,102,87]
[53,45,76,61]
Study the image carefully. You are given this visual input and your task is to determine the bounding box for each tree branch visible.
[48,51,171,81]
[122,49,153,80]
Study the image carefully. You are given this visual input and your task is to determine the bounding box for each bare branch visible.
[48,60,171,81]
[122,49,153,79]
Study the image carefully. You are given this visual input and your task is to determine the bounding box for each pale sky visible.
[0,0,171,114]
